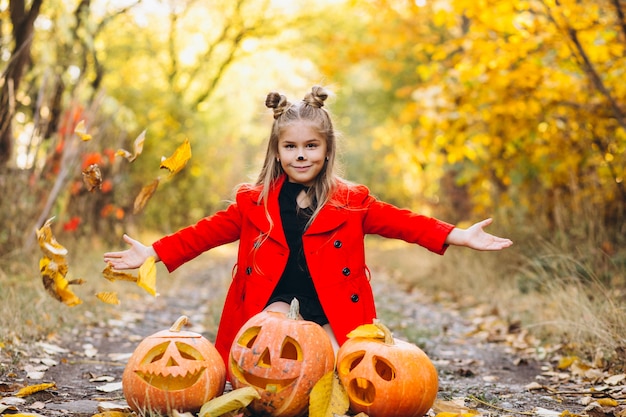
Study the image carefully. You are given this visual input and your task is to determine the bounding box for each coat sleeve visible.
[358,187,455,255]
[153,202,242,272]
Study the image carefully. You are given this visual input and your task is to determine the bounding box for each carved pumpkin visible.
[228,298,335,417]
[336,320,439,417]
[122,316,226,415]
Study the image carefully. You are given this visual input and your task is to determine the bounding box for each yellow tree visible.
[319,0,625,229]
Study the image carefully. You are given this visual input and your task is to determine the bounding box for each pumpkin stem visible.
[287,298,303,320]
[170,315,189,332]
[373,319,395,344]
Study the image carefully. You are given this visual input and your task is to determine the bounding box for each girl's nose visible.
[297,155,304,161]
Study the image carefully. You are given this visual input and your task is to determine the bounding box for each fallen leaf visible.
[15,382,56,398]
[596,398,619,407]
[102,264,138,283]
[82,164,103,192]
[133,178,160,214]
[96,382,123,393]
[74,120,92,141]
[92,412,134,417]
[605,374,626,385]
[433,398,476,415]
[346,323,385,340]
[96,292,120,305]
[116,129,146,162]
[137,256,157,296]
[309,371,349,417]
[198,386,260,417]
[160,138,191,176]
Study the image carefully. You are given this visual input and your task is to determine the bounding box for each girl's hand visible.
[445,218,513,251]
[103,234,159,270]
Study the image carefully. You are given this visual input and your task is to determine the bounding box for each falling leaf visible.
[40,257,83,307]
[308,371,349,417]
[133,178,160,214]
[116,129,146,162]
[36,217,68,261]
[15,382,56,398]
[96,292,120,305]
[102,264,138,283]
[160,138,191,176]
[74,120,92,141]
[137,256,157,296]
[198,386,260,417]
[346,323,385,340]
[82,164,103,192]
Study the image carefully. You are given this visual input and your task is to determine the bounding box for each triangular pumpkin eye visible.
[280,336,302,361]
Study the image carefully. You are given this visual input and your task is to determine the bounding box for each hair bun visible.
[265,92,291,119]
[303,85,329,108]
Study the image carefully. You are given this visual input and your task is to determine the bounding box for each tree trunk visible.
[0,0,44,166]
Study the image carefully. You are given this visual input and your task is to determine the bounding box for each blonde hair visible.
[256,85,340,228]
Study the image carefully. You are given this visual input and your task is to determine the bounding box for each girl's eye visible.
[307,143,318,148]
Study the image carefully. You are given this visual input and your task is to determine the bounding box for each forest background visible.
[0,0,624,370]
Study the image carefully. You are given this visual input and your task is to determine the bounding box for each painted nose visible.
[297,156,304,161]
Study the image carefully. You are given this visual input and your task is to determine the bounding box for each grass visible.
[365,221,626,370]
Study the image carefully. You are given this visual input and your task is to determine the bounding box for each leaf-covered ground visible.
[1,251,623,417]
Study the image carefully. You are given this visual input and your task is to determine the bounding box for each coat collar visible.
[242,175,351,241]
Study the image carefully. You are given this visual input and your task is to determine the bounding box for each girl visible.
[104,86,512,365]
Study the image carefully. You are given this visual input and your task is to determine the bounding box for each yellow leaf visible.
[596,398,619,407]
[116,129,146,163]
[36,217,68,261]
[15,382,56,397]
[557,356,579,370]
[102,264,138,283]
[198,386,260,417]
[133,178,160,214]
[96,292,120,305]
[160,138,191,176]
[74,120,92,141]
[433,398,475,415]
[308,371,349,417]
[346,323,385,340]
[91,413,135,417]
[40,257,83,307]
[82,164,103,192]
[137,256,157,296]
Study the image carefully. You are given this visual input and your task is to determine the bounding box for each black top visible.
[266,181,329,325]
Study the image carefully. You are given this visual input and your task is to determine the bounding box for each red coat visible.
[153,175,454,365]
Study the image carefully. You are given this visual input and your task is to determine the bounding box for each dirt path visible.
[0,250,595,416]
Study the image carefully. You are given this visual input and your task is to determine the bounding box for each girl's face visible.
[277,122,328,186]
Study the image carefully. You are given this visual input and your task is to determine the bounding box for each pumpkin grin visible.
[134,367,205,390]
[230,362,297,393]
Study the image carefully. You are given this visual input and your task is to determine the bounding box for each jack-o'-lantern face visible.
[122,316,226,416]
[336,321,439,417]
[135,340,208,390]
[230,326,303,393]
[338,350,398,407]
[228,301,334,417]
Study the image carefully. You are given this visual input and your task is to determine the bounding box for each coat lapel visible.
[244,176,288,247]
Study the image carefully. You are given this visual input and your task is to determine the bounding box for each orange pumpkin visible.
[336,320,439,417]
[228,298,335,417]
[122,316,226,415]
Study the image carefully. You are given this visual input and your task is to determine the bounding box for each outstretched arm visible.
[445,218,512,251]
[103,234,160,270]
